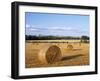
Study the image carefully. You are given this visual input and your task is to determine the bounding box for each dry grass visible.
[25,40,89,68]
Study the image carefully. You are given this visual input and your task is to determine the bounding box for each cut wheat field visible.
[25,40,89,68]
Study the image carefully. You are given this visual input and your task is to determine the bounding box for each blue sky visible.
[25,12,89,37]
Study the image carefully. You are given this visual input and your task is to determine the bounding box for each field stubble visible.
[25,40,89,68]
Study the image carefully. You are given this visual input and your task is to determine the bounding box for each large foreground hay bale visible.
[38,45,62,64]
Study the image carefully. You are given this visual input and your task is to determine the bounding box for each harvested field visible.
[25,40,89,68]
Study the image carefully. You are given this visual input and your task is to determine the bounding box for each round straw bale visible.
[67,44,73,50]
[38,45,62,64]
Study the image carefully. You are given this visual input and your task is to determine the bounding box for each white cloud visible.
[26,24,75,31]
[26,24,40,31]
[26,25,83,33]
[27,27,39,31]
[26,24,30,28]
[30,28,38,31]
[48,26,74,31]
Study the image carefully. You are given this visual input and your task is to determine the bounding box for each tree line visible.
[26,35,89,40]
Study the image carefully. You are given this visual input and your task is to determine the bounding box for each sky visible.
[25,12,89,37]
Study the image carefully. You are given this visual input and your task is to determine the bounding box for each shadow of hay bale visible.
[61,54,84,61]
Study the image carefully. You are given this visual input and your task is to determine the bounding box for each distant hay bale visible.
[38,45,62,64]
[67,45,73,50]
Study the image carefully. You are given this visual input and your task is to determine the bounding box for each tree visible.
[81,35,89,43]
[81,36,89,40]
